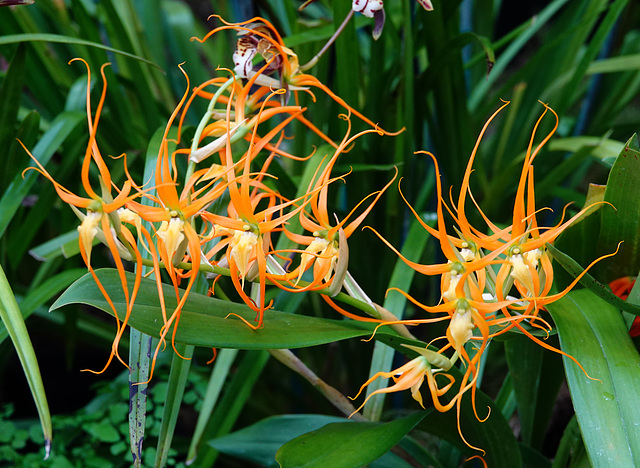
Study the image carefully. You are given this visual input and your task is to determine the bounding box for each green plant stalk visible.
[186,348,239,464]
[363,215,431,421]
[269,348,367,421]
[0,264,52,458]
[155,342,195,468]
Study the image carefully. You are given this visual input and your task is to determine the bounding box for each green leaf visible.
[547,289,640,467]
[553,133,640,285]
[505,336,564,449]
[547,244,640,316]
[186,348,239,464]
[0,33,159,67]
[86,420,120,443]
[0,43,26,189]
[28,230,89,262]
[50,269,400,349]
[210,414,346,468]
[275,411,426,468]
[0,268,85,345]
[597,134,640,280]
[416,373,522,468]
[552,416,585,468]
[155,343,194,468]
[0,264,51,458]
[0,111,84,239]
[548,136,624,160]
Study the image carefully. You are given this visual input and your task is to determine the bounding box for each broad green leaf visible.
[494,373,517,419]
[275,411,426,468]
[588,54,640,75]
[210,414,346,468]
[547,289,640,467]
[50,269,399,349]
[548,136,624,160]
[0,264,51,458]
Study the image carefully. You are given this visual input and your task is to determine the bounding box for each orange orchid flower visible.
[182,68,329,165]
[201,137,337,329]
[353,101,615,454]
[194,16,382,130]
[274,116,397,295]
[24,59,143,373]
[123,66,233,373]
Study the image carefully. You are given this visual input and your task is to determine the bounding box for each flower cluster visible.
[26,17,398,379]
[350,101,611,451]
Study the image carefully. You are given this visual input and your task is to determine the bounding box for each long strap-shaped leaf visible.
[0,264,52,457]
[548,289,640,467]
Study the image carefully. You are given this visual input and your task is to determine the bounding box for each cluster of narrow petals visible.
[352,101,612,452]
[26,15,405,379]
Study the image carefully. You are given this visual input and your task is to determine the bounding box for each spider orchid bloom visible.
[276,120,397,295]
[23,59,143,373]
[194,16,381,130]
[125,67,230,368]
[457,103,608,313]
[350,344,455,417]
[184,67,329,164]
[368,148,516,306]
[202,181,327,329]
[370,282,563,453]
[202,136,335,328]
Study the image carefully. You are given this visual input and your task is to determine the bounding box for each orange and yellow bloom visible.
[351,101,610,452]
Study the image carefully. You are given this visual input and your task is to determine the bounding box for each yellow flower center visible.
[230,230,259,282]
[157,217,185,262]
[448,301,475,353]
[77,211,102,260]
[509,248,542,296]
